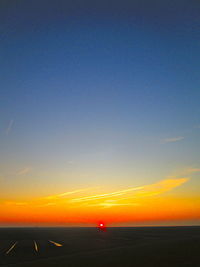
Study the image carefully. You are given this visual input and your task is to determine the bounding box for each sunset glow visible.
[1,0,200,227]
[1,171,200,226]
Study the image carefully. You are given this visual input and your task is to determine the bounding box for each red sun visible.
[98,222,106,231]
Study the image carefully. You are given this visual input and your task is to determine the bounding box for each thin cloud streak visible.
[5,201,28,206]
[171,167,200,177]
[71,186,144,202]
[161,136,184,144]
[36,202,56,207]
[71,178,189,204]
[5,119,14,135]
[1,177,190,210]
[84,201,140,209]
[135,178,189,197]
[185,168,200,173]
[68,178,190,209]
[194,125,200,129]
[17,167,31,176]
[44,187,96,200]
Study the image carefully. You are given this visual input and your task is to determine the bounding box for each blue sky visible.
[0,0,200,215]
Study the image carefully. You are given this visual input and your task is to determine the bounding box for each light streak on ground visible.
[6,242,18,254]
[34,241,38,252]
[49,240,63,247]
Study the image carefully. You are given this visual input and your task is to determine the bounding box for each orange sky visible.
[1,172,200,226]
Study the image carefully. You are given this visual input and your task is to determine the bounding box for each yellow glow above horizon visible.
[1,169,200,226]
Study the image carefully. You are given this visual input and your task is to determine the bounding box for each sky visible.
[0,0,200,226]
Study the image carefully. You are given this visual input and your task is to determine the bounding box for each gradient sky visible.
[0,0,200,226]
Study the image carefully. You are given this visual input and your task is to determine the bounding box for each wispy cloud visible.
[1,176,190,210]
[71,186,143,202]
[135,178,189,198]
[161,136,184,144]
[16,167,31,176]
[68,177,189,208]
[44,188,94,200]
[172,167,200,177]
[36,202,56,207]
[5,201,28,206]
[5,119,14,135]
[70,178,189,204]
[85,200,140,209]
[67,161,74,165]
[185,168,200,174]
[194,125,200,129]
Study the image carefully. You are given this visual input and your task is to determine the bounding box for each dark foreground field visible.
[0,226,199,267]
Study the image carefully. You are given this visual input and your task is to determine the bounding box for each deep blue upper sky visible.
[0,0,200,197]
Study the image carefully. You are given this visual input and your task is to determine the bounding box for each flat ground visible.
[0,227,199,267]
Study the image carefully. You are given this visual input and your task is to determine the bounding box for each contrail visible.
[49,240,62,247]
[44,188,94,200]
[34,241,38,252]
[6,242,17,254]
[5,119,14,135]
[72,186,144,202]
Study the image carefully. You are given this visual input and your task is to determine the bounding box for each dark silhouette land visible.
[0,226,199,267]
